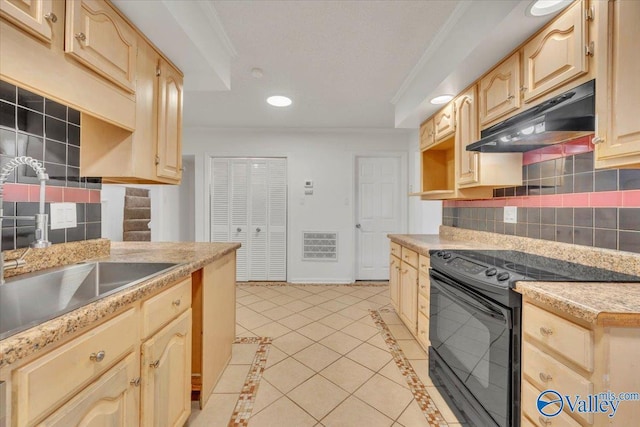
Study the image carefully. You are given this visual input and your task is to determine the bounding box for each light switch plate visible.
[50,203,77,229]
[504,206,518,224]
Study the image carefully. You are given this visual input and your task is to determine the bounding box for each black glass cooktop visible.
[454,250,640,282]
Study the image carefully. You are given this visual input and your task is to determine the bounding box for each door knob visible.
[236,227,242,232]
[356,224,361,229]
[256,227,261,232]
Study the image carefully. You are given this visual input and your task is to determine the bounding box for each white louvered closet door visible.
[267,159,287,281]
[249,160,268,280]
[230,160,249,281]
[211,159,230,242]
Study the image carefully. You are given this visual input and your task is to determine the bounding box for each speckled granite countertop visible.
[389,230,640,326]
[0,241,240,368]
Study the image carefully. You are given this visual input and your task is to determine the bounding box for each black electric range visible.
[428,249,640,427]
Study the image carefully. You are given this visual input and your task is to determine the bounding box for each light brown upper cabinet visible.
[65,0,137,93]
[479,53,521,127]
[433,101,456,143]
[522,0,588,104]
[594,0,640,169]
[156,58,183,181]
[0,0,54,42]
[419,118,435,151]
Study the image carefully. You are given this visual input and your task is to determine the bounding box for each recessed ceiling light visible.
[267,95,292,107]
[430,95,453,105]
[526,0,573,17]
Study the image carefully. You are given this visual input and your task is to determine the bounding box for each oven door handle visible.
[430,271,508,323]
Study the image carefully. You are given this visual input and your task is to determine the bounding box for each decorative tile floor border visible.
[371,308,449,426]
[228,336,273,427]
[237,281,389,287]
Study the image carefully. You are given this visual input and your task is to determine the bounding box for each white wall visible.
[183,128,412,283]
[407,130,442,234]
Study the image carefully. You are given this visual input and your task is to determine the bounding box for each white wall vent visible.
[302,232,338,261]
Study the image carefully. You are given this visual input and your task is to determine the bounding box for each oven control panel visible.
[431,250,526,289]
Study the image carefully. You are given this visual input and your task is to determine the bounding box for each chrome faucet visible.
[0,156,52,284]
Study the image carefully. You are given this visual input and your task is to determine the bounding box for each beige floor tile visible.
[321,396,393,427]
[337,305,370,321]
[301,294,331,305]
[289,375,349,420]
[299,306,333,321]
[396,400,430,427]
[397,339,427,360]
[252,379,284,415]
[340,321,379,341]
[265,345,288,369]
[237,312,272,330]
[252,322,292,339]
[186,393,239,427]
[263,357,314,393]
[248,396,317,427]
[247,300,279,313]
[378,360,409,389]
[409,359,434,386]
[213,364,251,393]
[277,313,314,330]
[320,357,375,393]
[237,294,263,305]
[262,306,295,321]
[283,299,313,313]
[380,311,403,325]
[237,329,258,338]
[230,343,259,365]
[317,289,345,300]
[357,315,377,328]
[318,313,353,330]
[319,331,363,355]
[268,294,297,305]
[318,300,350,313]
[297,322,336,341]
[236,289,251,298]
[366,333,389,351]
[346,342,392,371]
[236,324,249,335]
[387,323,414,340]
[334,294,362,305]
[255,289,284,300]
[354,374,414,420]
[272,331,314,355]
[367,294,391,305]
[293,343,341,371]
[284,288,313,299]
[426,386,462,423]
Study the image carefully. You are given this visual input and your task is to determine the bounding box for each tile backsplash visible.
[443,136,640,253]
[0,79,102,251]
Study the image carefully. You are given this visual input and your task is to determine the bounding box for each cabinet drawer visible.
[522,341,593,424]
[401,247,418,269]
[13,308,138,426]
[417,311,429,350]
[418,271,430,297]
[142,277,191,339]
[418,254,430,276]
[522,380,581,427]
[390,241,401,258]
[418,292,429,318]
[523,303,593,371]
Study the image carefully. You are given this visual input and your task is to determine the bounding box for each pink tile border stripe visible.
[522,135,593,165]
[1,183,99,203]
[444,190,639,208]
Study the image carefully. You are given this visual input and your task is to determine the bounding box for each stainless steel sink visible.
[0,262,178,340]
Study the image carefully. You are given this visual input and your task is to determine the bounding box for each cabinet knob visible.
[539,372,553,382]
[90,351,106,362]
[130,377,141,387]
[539,326,553,336]
[75,32,87,42]
[401,269,408,274]
[44,12,57,23]
[507,94,515,101]
[172,299,181,307]
[155,155,160,165]
[520,86,527,93]
[420,329,426,335]
[420,305,426,310]
[420,285,426,289]
[150,360,160,368]
[539,416,552,425]
[592,136,605,145]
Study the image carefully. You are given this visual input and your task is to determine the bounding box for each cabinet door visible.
[389,255,400,313]
[479,53,521,127]
[433,102,455,142]
[595,0,640,167]
[141,309,192,427]
[39,354,139,427]
[419,119,435,150]
[156,59,183,181]
[399,262,417,335]
[0,0,53,42]
[455,86,480,186]
[64,0,137,93]
[522,0,587,103]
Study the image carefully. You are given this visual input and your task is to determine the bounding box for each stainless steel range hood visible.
[467,79,594,152]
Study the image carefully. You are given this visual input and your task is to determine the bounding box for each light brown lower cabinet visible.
[389,254,401,313]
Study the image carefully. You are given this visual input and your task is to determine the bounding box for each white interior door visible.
[356,156,402,280]
[267,159,287,281]
[249,160,268,280]
[230,160,249,281]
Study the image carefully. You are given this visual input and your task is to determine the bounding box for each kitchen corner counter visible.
[515,281,640,326]
[387,234,498,255]
[0,241,240,368]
